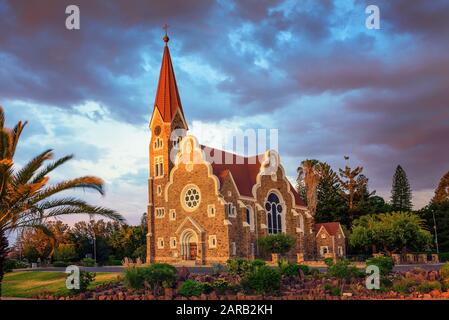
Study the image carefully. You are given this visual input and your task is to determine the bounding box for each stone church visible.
[146,34,343,265]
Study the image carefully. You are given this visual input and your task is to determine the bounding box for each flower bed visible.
[35,261,449,300]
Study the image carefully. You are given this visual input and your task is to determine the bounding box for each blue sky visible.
[1,0,448,225]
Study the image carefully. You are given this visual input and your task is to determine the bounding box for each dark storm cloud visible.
[1,0,448,206]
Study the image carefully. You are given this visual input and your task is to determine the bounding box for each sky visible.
[1,0,448,226]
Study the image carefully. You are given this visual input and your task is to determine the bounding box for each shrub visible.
[298,264,310,275]
[53,261,69,267]
[416,281,442,293]
[241,266,281,294]
[124,263,177,294]
[392,278,416,294]
[278,260,300,278]
[69,271,96,293]
[226,259,266,277]
[4,259,16,273]
[124,266,147,289]
[257,234,295,256]
[439,252,449,262]
[440,262,449,281]
[327,259,362,281]
[81,258,96,267]
[144,263,177,291]
[324,258,334,267]
[365,256,394,276]
[179,280,206,297]
[107,255,123,266]
[324,283,341,296]
[210,278,230,294]
[211,263,226,275]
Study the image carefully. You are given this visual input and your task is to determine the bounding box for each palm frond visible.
[10,120,28,158]
[31,154,74,184]
[30,176,105,204]
[13,149,53,185]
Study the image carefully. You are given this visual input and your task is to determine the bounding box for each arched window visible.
[265,193,283,234]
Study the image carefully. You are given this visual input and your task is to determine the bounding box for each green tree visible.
[0,107,124,296]
[338,158,364,223]
[390,165,413,212]
[432,170,449,204]
[349,212,432,255]
[257,234,295,257]
[315,162,347,223]
[296,159,321,215]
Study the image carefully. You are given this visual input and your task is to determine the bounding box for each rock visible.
[164,288,174,300]
[117,292,125,300]
[423,294,432,300]
[429,290,441,298]
[98,295,107,301]
[428,271,438,282]
[200,293,207,300]
[208,292,218,300]
[342,292,353,297]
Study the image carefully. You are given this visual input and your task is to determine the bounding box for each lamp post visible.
[90,219,97,265]
[432,210,439,254]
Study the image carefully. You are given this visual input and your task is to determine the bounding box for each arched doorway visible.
[180,229,198,260]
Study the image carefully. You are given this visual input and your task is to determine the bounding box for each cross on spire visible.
[163,24,169,35]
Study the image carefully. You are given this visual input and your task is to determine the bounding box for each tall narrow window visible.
[265,193,282,234]
[154,156,164,177]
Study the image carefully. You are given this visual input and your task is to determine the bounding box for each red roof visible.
[154,38,185,123]
[315,222,342,236]
[201,145,305,206]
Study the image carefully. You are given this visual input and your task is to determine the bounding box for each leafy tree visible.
[257,234,295,256]
[390,165,413,212]
[315,162,347,223]
[432,170,449,204]
[338,161,364,213]
[349,212,432,255]
[296,159,321,215]
[68,219,120,263]
[419,201,449,252]
[0,107,124,296]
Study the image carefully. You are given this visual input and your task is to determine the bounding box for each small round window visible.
[182,185,201,211]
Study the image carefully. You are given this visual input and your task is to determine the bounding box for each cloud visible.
[1,0,448,211]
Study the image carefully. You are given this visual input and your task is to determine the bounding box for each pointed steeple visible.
[153,29,185,123]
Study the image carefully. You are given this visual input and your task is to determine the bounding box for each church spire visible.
[153,26,185,123]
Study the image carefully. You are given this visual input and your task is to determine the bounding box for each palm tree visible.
[297,159,321,216]
[0,106,124,297]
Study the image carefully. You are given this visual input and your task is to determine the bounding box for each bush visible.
[392,278,416,294]
[210,278,230,295]
[53,261,69,267]
[324,258,334,267]
[298,264,310,275]
[416,281,442,293]
[69,271,96,293]
[226,259,266,277]
[365,256,394,276]
[327,259,362,281]
[324,283,342,296]
[3,259,28,272]
[124,266,147,289]
[81,258,96,267]
[439,252,449,262]
[257,234,295,256]
[440,262,449,280]
[179,280,206,297]
[211,263,226,275]
[123,263,177,294]
[278,260,300,278]
[241,266,281,294]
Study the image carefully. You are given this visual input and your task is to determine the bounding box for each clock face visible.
[154,125,161,136]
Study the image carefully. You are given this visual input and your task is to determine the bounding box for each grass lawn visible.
[1,271,121,298]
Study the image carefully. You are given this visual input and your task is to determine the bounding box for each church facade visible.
[146,34,341,265]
